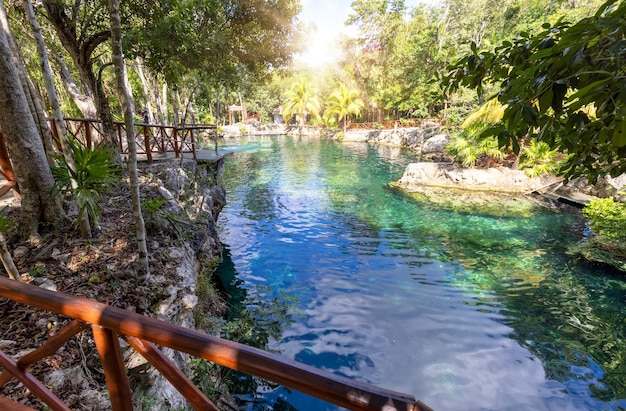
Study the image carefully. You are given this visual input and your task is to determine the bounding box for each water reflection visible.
[217,136,626,411]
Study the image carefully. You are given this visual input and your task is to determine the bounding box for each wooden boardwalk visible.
[0,150,233,208]
[131,149,232,163]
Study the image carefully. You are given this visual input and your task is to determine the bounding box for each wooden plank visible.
[0,350,70,411]
[91,326,133,411]
[123,336,218,411]
[0,277,424,411]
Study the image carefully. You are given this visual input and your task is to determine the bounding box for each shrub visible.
[583,197,626,245]
[51,137,120,227]
[519,140,560,177]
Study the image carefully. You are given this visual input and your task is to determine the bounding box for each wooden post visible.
[191,128,196,160]
[123,336,219,411]
[85,120,92,149]
[91,325,133,411]
[116,123,124,153]
[143,125,152,164]
[173,127,179,158]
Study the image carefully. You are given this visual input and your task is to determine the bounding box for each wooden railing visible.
[0,276,432,411]
[52,118,217,163]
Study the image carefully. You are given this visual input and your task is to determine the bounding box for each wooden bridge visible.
[0,276,432,411]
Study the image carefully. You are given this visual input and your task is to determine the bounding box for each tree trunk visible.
[0,3,55,165]
[51,51,98,119]
[135,57,154,124]
[0,232,21,281]
[52,52,97,117]
[162,82,169,124]
[24,0,91,237]
[108,0,149,276]
[0,15,64,239]
[512,137,525,170]
[42,0,120,163]
[172,90,180,128]
[152,77,164,124]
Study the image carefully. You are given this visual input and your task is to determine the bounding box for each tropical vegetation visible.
[1,0,625,407]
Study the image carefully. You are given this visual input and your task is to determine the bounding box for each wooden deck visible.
[130,149,233,163]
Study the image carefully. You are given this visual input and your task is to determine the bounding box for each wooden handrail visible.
[0,276,431,411]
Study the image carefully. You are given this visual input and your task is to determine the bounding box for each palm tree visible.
[281,78,320,134]
[326,83,365,133]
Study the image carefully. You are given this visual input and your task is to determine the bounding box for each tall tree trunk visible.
[162,82,169,124]
[172,90,180,128]
[152,77,164,124]
[0,13,64,239]
[0,2,54,164]
[42,0,120,163]
[24,0,91,237]
[135,57,154,123]
[108,0,149,275]
[23,73,56,162]
[51,51,98,119]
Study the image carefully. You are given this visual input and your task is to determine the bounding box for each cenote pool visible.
[216,135,626,411]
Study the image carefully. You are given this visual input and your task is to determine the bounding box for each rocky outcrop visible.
[391,163,564,217]
[396,162,560,193]
[340,121,450,160]
[127,159,227,410]
[220,123,291,137]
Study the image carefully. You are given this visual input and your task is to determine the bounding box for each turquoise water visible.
[216,135,626,411]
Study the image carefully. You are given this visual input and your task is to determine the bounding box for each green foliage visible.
[125,0,302,87]
[0,213,12,233]
[28,266,46,278]
[446,127,505,167]
[222,290,296,350]
[191,287,298,400]
[191,358,229,402]
[281,78,321,130]
[193,256,226,330]
[583,197,626,244]
[443,0,626,183]
[141,198,169,235]
[51,137,120,228]
[519,140,560,177]
[446,99,507,167]
[325,83,365,132]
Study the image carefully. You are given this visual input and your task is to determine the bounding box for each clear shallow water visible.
[216,135,626,411]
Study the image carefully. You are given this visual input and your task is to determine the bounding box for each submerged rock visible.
[391,163,565,217]
[568,236,626,273]
[389,182,543,218]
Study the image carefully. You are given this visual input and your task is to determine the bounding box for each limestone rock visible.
[397,162,560,193]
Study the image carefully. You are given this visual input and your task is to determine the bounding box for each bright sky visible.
[296,0,434,68]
